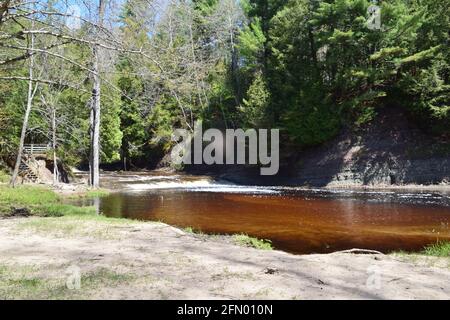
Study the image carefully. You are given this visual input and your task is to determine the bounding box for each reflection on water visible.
[80,172,450,254]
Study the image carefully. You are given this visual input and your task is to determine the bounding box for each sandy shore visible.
[0,216,449,300]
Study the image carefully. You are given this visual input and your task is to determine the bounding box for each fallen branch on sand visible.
[333,249,384,255]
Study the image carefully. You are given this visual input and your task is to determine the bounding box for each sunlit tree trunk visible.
[89,0,105,189]
[10,24,36,187]
[90,50,101,188]
[51,106,58,185]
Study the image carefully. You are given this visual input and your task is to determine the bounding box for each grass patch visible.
[0,263,134,299]
[67,188,111,200]
[423,241,450,257]
[1,185,133,238]
[233,234,273,250]
[86,189,110,198]
[183,228,274,250]
[391,241,450,258]
[0,185,95,217]
[37,203,97,217]
[82,267,134,287]
[183,226,204,235]
[16,215,131,239]
[0,170,10,183]
[0,185,59,206]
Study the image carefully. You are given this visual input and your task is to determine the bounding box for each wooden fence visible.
[23,144,50,155]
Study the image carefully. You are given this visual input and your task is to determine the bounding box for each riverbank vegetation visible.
[0,170,10,183]
[183,226,273,249]
[0,185,96,217]
[423,242,450,257]
[233,234,273,251]
[0,0,448,179]
[65,189,111,200]
[392,242,450,258]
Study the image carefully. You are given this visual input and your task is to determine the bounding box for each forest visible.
[0,0,449,186]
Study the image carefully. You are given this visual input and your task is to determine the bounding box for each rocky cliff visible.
[219,107,450,187]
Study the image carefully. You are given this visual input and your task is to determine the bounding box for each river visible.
[77,171,450,254]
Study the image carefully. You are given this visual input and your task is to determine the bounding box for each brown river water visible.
[77,172,450,254]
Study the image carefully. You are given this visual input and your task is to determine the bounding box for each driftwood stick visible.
[333,249,384,255]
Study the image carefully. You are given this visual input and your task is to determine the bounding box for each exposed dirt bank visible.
[0,217,449,300]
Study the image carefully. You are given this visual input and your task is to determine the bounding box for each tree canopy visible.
[0,0,448,173]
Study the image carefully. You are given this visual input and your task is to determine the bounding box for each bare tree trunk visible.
[89,103,94,185]
[10,29,36,187]
[90,51,101,188]
[51,106,58,185]
[89,0,105,189]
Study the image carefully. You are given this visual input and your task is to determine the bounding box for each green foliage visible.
[194,0,219,15]
[85,189,111,198]
[395,46,450,133]
[233,234,273,250]
[423,241,450,257]
[240,71,270,128]
[282,99,341,146]
[0,73,28,156]
[0,186,59,207]
[238,18,267,72]
[266,0,450,145]
[204,60,240,129]
[183,226,204,235]
[1,0,449,170]
[0,170,11,183]
[100,88,123,163]
[36,203,97,217]
[67,189,111,200]
[55,88,91,166]
[0,185,97,217]
[148,98,182,152]
[116,59,150,163]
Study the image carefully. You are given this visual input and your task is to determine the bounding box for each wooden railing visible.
[23,144,50,155]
